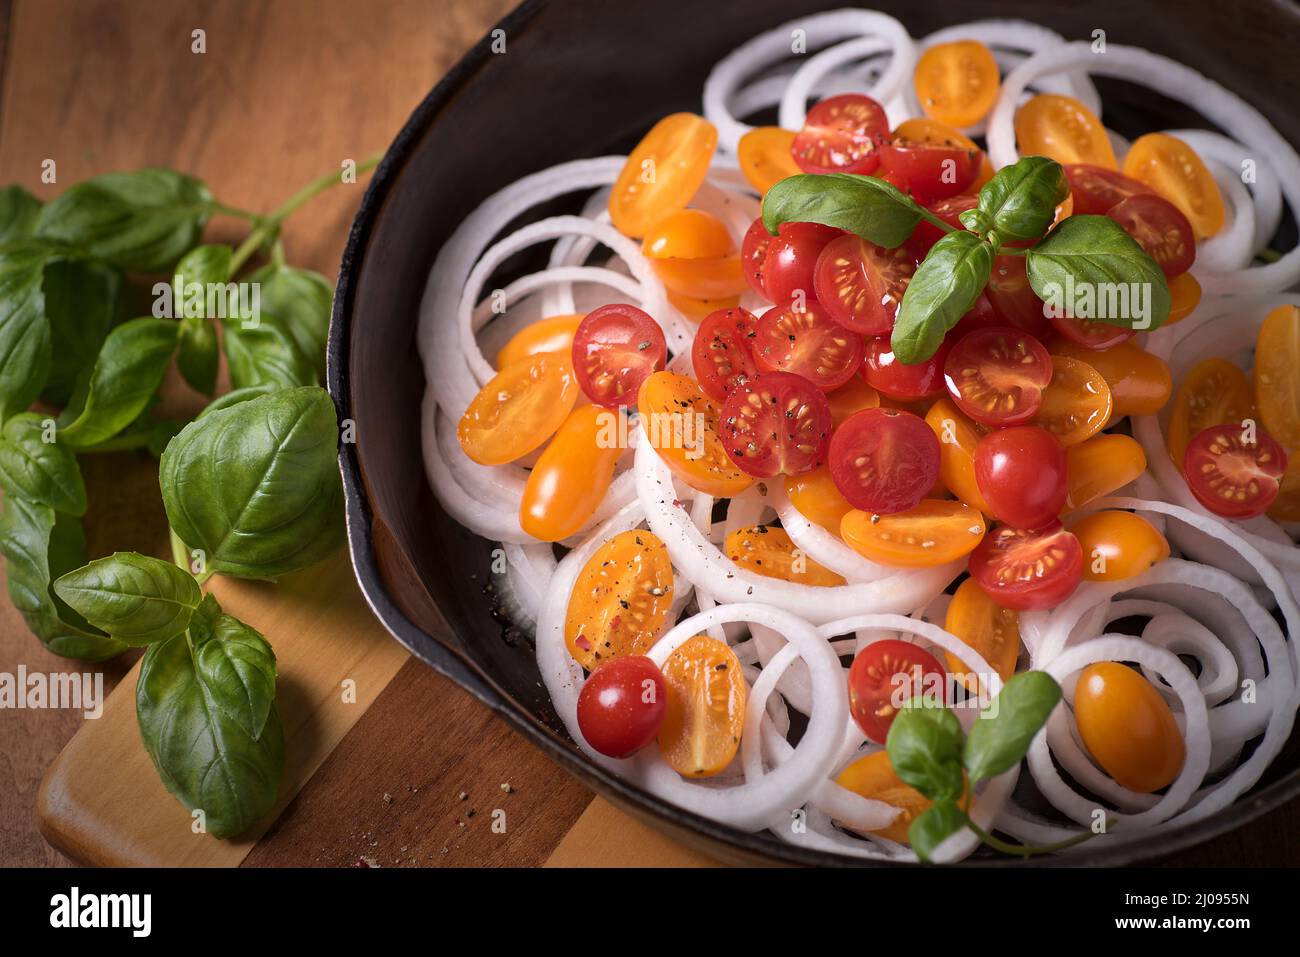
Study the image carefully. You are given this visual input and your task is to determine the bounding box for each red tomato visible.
[1048,311,1136,350]
[906,193,979,259]
[985,255,1052,338]
[951,293,1000,337]
[1065,164,1154,216]
[876,143,982,205]
[862,335,951,399]
[691,306,760,400]
[720,371,833,478]
[762,222,841,305]
[741,217,773,298]
[1107,193,1196,277]
[791,93,889,175]
[753,299,863,391]
[829,407,940,513]
[848,639,947,743]
[973,426,1068,528]
[969,521,1084,611]
[576,655,667,758]
[944,326,1053,427]
[571,304,667,408]
[813,234,916,334]
[1183,423,1288,519]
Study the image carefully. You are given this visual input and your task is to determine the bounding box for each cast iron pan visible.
[328,0,1300,865]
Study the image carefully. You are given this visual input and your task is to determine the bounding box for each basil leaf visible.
[892,230,994,364]
[0,246,51,421]
[41,258,121,405]
[1026,215,1171,331]
[191,594,277,739]
[223,321,316,391]
[967,156,1068,243]
[53,552,201,645]
[137,616,284,839]
[160,386,344,578]
[0,496,126,661]
[177,316,219,396]
[172,244,232,311]
[963,670,1063,782]
[34,169,212,272]
[908,798,967,863]
[885,700,966,800]
[197,384,278,418]
[247,264,333,378]
[58,317,179,448]
[0,185,42,244]
[762,173,924,249]
[0,412,86,514]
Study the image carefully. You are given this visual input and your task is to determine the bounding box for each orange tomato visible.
[1014,94,1116,168]
[1064,434,1147,511]
[944,577,1020,691]
[609,113,717,237]
[1069,510,1170,581]
[1033,355,1113,446]
[1050,339,1172,418]
[841,500,986,568]
[835,750,938,844]
[495,314,584,369]
[737,126,801,194]
[892,117,994,188]
[642,208,749,300]
[1166,357,1255,467]
[913,40,1001,129]
[457,351,577,465]
[724,525,845,586]
[638,371,753,497]
[1123,133,1225,240]
[826,376,881,426]
[1166,272,1202,325]
[658,634,747,778]
[925,397,992,514]
[1268,458,1300,522]
[784,465,854,532]
[520,405,622,541]
[1074,662,1185,793]
[666,289,741,323]
[1254,304,1300,450]
[565,530,674,671]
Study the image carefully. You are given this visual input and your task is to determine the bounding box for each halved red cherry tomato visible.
[1183,423,1288,519]
[762,222,841,305]
[906,193,979,259]
[753,299,863,391]
[1064,164,1154,216]
[566,530,674,670]
[1048,311,1136,351]
[985,255,1052,339]
[913,40,1001,129]
[741,217,773,298]
[969,521,1084,611]
[876,142,982,205]
[576,655,667,759]
[720,371,833,478]
[862,335,951,400]
[791,93,889,175]
[848,639,947,743]
[973,425,1068,529]
[814,234,916,334]
[944,326,1053,427]
[829,407,940,514]
[692,306,759,400]
[1107,193,1196,278]
[572,304,667,408]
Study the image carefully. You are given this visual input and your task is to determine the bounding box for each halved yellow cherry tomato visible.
[609,113,717,238]
[643,208,749,299]
[944,577,1020,692]
[1069,510,1170,582]
[495,313,585,369]
[826,376,881,426]
[724,524,845,586]
[520,405,622,541]
[565,530,674,671]
[892,117,994,188]
[1033,355,1113,446]
[1123,133,1225,240]
[1268,458,1300,521]
[638,371,753,497]
[1050,338,1172,418]
[1166,271,1202,325]
[1014,94,1116,168]
[1254,304,1300,450]
[666,289,741,323]
[841,500,986,568]
[835,750,939,844]
[737,126,801,194]
[658,634,746,778]
[925,397,992,514]
[913,40,1001,129]
[457,351,577,465]
[1074,661,1185,793]
[785,465,854,533]
[1064,433,1147,511]
[1166,357,1255,467]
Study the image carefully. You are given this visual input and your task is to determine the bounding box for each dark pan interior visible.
[329,0,1300,865]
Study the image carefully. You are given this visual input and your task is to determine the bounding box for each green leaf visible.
[0,185,42,244]
[223,321,316,391]
[41,258,121,405]
[885,699,966,800]
[892,230,994,364]
[171,246,229,396]
[1026,215,1171,331]
[761,173,925,248]
[58,317,179,448]
[965,156,1068,243]
[0,412,86,514]
[197,384,278,418]
[963,670,1063,782]
[191,594,277,739]
[34,168,212,272]
[53,551,201,645]
[908,799,968,863]
[177,315,219,396]
[0,246,51,421]
[160,386,344,578]
[246,264,333,379]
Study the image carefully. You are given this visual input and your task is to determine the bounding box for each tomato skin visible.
[458,351,578,466]
[862,335,951,400]
[1254,304,1300,450]
[1107,193,1196,278]
[829,407,940,514]
[576,656,667,759]
[762,223,840,305]
[643,208,748,300]
[738,126,801,194]
[1183,423,1288,519]
[1166,357,1255,467]
[1065,164,1154,216]
[1123,132,1225,240]
[668,289,741,323]
[1050,338,1172,418]
[944,326,1054,427]
[785,465,854,531]
[496,313,585,369]
[691,306,759,400]
[876,143,982,205]
[969,521,1084,611]
[520,405,622,542]
[1074,662,1185,793]
[944,578,1020,691]
[566,530,674,670]
[1069,510,1170,582]
[973,426,1068,529]
[609,113,717,237]
[720,371,833,478]
[814,234,916,335]
[825,375,881,425]
[925,397,993,514]
[906,193,979,260]
[741,217,774,298]
[848,639,947,743]
[658,635,747,778]
[1166,272,1201,325]
[791,93,889,175]
[984,255,1052,339]
[753,299,863,392]
[1014,94,1116,168]
[1047,312,1135,351]
[1065,433,1147,511]
[572,304,667,408]
[1033,355,1112,447]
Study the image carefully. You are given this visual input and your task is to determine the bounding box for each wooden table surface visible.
[0,0,1297,868]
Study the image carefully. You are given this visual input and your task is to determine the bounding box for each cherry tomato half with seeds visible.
[791,93,890,175]
[1183,423,1288,519]
[829,407,940,514]
[691,306,760,400]
[813,234,917,335]
[753,299,864,392]
[741,217,774,298]
[762,222,841,305]
[1107,193,1196,277]
[875,142,983,205]
[848,639,947,743]
[969,521,1084,611]
[571,304,666,408]
[1064,163,1154,216]
[906,193,979,260]
[576,656,667,759]
[720,371,833,478]
[1047,311,1136,351]
[862,335,952,400]
[973,425,1068,529]
[984,255,1053,339]
[944,326,1053,427]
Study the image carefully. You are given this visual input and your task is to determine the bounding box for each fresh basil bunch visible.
[0,158,376,837]
[762,155,1171,363]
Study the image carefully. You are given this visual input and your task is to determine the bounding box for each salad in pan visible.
[419,10,1300,862]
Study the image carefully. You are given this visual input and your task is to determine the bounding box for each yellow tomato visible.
[520,405,622,542]
[784,466,854,533]
[495,313,584,368]
[913,40,1001,129]
[925,397,992,514]
[1014,94,1116,168]
[737,126,801,194]
[1166,357,1255,467]
[565,530,674,671]
[1166,271,1202,325]
[1064,434,1148,511]
[666,289,741,323]
[1050,338,1172,419]
[1123,133,1225,240]
[457,351,577,465]
[835,750,938,844]
[826,376,881,426]
[1033,355,1113,446]
[841,500,986,568]
[724,525,845,586]
[658,634,746,778]
[1268,458,1300,522]
[642,208,748,299]
[1254,304,1300,450]
[638,371,752,497]
[1074,662,1185,793]
[609,113,717,237]
[944,577,1020,691]
[1069,510,1170,581]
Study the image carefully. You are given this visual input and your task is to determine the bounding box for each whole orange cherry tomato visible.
[1069,510,1170,581]
[520,405,622,542]
[785,466,855,533]
[1064,434,1147,511]
[1074,662,1185,793]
